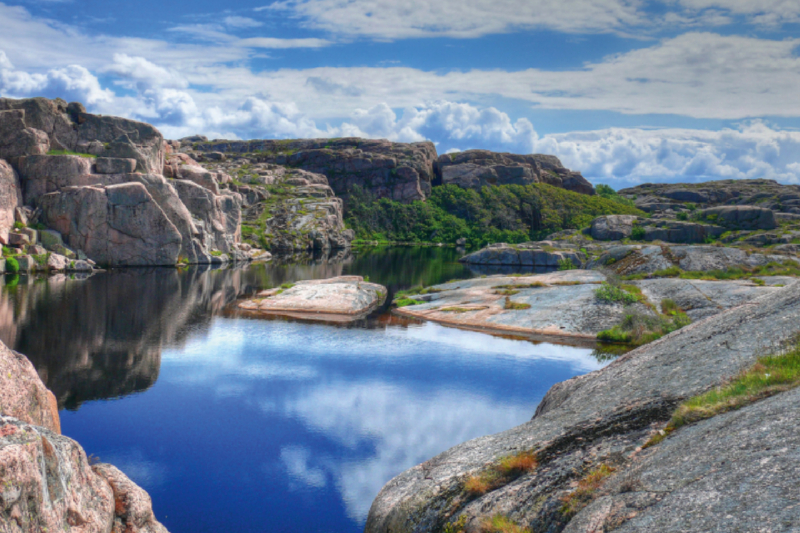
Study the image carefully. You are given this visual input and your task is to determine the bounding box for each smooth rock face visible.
[0,341,59,433]
[172,178,241,254]
[698,205,777,230]
[0,159,22,243]
[566,387,800,533]
[438,150,595,195]
[40,183,182,266]
[238,276,386,320]
[177,164,220,194]
[366,282,800,533]
[18,154,95,205]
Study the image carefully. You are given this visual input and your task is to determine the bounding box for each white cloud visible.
[238,37,333,49]
[259,0,647,38]
[105,54,188,90]
[676,0,800,25]
[0,60,113,105]
[223,15,263,28]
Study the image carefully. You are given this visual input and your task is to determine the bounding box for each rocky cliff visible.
[0,97,262,267]
[366,281,800,533]
[0,339,169,532]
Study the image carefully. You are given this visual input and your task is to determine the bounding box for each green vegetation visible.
[464,451,538,495]
[597,301,691,346]
[645,336,800,448]
[210,250,223,257]
[46,150,97,158]
[440,306,487,313]
[345,183,643,247]
[557,258,577,270]
[479,515,531,533]
[504,297,531,310]
[5,256,19,274]
[279,282,295,290]
[395,298,424,307]
[594,282,640,305]
[630,223,646,240]
[595,184,636,208]
[493,282,547,290]
[676,212,689,221]
[560,464,616,520]
[12,221,24,230]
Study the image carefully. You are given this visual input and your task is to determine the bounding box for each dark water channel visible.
[1,247,607,533]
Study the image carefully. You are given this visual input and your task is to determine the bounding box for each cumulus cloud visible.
[105,54,188,90]
[676,0,800,25]
[0,57,113,105]
[223,15,263,28]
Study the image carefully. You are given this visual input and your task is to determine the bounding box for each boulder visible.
[641,219,726,243]
[589,215,639,240]
[0,159,22,243]
[46,252,69,271]
[7,231,30,246]
[16,254,34,271]
[238,276,386,321]
[39,228,64,250]
[0,341,59,432]
[698,205,777,230]
[39,183,182,266]
[177,164,220,194]
[95,157,137,175]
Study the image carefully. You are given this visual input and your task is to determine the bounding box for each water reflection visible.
[0,248,609,533]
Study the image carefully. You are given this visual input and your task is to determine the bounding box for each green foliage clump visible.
[557,258,577,270]
[5,256,19,274]
[395,298,424,307]
[595,184,636,208]
[676,212,688,221]
[46,149,97,158]
[594,282,640,305]
[344,183,643,247]
[597,307,691,346]
[630,223,646,240]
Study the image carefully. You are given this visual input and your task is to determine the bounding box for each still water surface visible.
[1,247,605,533]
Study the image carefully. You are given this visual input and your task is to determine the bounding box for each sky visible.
[1,0,800,188]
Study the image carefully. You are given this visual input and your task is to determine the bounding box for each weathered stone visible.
[177,164,220,194]
[172,179,240,255]
[46,252,69,271]
[0,159,22,243]
[697,205,777,230]
[459,242,584,267]
[93,464,169,533]
[16,254,34,271]
[438,150,595,195]
[17,227,37,244]
[7,231,29,246]
[39,183,182,266]
[0,109,49,159]
[0,341,59,432]
[238,276,386,321]
[641,219,726,243]
[39,228,64,250]
[17,154,95,205]
[96,157,137,174]
[590,215,639,240]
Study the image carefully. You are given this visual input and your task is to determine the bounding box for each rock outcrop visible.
[438,150,595,195]
[588,215,726,243]
[0,339,169,533]
[189,137,438,203]
[238,275,386,322]
[366,281,800,533]
[459,242,584,268]
[696,205,777,230]
[0,97,254,266]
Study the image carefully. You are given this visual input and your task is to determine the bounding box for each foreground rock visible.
[0,340,169,533]
[438,150,594,195]
[238,275,386,322]
[367,281,800,533]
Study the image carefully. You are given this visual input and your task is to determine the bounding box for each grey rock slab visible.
[95,157,137,174]
[590,215,639,240]
[698,205,777,230]
[0,159,21,244]
[394,270,620,338]
[566,387,800,533]
[366,282,800,533]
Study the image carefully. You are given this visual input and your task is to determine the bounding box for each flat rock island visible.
[238,275,387,322]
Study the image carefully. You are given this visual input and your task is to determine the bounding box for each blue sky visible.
[2,0,800,188]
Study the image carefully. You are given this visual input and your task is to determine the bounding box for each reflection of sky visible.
[60,317,604,533]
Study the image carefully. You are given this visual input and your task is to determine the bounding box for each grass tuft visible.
[644,338,800,448]
[594,282,640,305]
[480,515,531,533]
[560,464,616,520]
[504,297,531,310]
[597,308,691,346]
[464,451,538,496]
[395,298,424,307]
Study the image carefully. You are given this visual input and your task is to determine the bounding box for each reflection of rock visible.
[0,266,257,409]
[0,340,59,432]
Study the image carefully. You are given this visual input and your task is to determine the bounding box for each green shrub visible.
[395,298,424,307]
[557,258,577,270]
[630,224,646,240]
[676,212,688,221]
[5,256,19,274]
[594,282,640,305]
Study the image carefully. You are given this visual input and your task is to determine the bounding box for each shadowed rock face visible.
[438,150,595,195]
[0,159,22,243]
[190,137,438,203]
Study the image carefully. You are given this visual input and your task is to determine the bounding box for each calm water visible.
[1,247,605,533]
